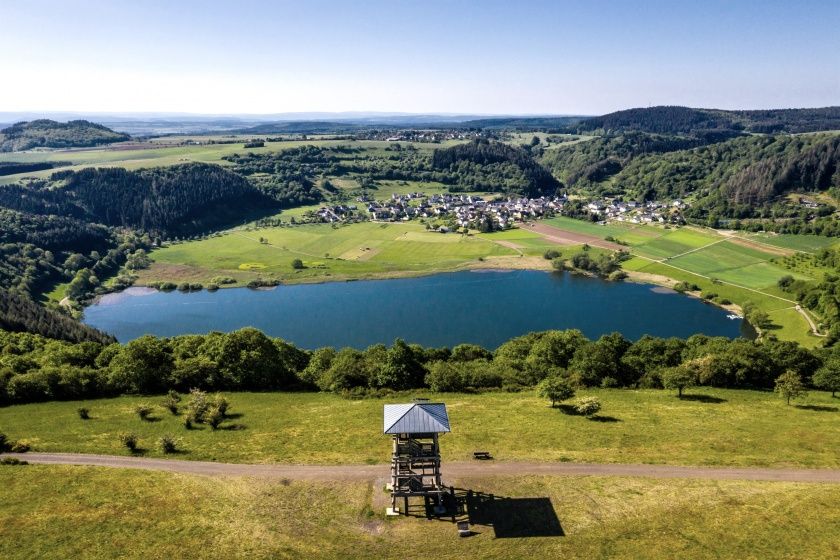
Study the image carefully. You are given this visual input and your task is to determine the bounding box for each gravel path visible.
[6,453,840,483]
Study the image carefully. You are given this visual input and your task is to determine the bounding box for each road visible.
[5,453,840,483]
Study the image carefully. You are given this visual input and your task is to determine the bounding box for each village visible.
[310,191,688,231]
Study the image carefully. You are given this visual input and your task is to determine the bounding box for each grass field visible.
[2,389,838,467]
[2,465,837,560]
[132,222,523,286]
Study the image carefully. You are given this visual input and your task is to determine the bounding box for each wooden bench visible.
[472,451,492,460]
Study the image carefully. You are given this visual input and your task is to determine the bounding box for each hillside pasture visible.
[2,389,838,467]
[2,466,837,560]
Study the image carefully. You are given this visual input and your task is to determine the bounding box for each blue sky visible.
[1,0,838,114]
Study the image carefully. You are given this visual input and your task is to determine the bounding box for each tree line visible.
[2,326,838,406]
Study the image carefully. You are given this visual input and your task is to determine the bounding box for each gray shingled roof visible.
[383,402,451,434]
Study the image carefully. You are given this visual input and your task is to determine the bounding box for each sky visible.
[1,0,838,115]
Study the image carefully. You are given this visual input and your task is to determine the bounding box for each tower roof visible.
[383,402,451,434]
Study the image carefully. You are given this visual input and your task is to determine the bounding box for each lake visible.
[83,270,747,348]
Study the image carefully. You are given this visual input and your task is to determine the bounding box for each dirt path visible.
[6,453,840,483]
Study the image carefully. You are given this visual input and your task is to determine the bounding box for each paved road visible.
[5,452,840,483]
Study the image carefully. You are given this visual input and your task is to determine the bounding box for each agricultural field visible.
[532,220,838,345]
[2,465,837,560]
[2,389,838,467]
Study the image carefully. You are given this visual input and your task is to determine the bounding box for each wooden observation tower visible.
[383,400,451,516]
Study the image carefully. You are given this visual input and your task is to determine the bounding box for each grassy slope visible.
[2,389,838,467]
[1,465,838,560]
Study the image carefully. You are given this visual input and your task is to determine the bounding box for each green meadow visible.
[2,466,837,560]
[2,389,838,467]
[134,222,526,286]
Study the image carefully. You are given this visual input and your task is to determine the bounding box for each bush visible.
[10,439,30,453]
[162,390,181,414]
[600,376,619,388]
[0,457,28,465]
[608,270,628,281]
[206,406,225,430]
[575,396,602,417]
[77,407,90,420]
[291,259,304,270]
[134,403,154,420]
[543,249,561,260]
[120,433,139,452]
[186,388,209,423]
[210,393,229,417]
[159,435,179,454]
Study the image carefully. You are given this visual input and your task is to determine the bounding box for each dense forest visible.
[614,134,840,222]
[0,290,114,345]
[0,163,278,236]
[0,120,130,152]
[540,133,708,191]
[431,140,563,197]
[569,106,840,135]
[0,326,835,406]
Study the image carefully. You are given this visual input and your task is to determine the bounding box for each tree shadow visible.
[556,404,577,415]
[587,415,621,422]
[795,404,838,412]
[219,423,247,431]
[679,394,727,404]
[402,488,564,539]
[225,413,245,420]
[140,416,162,423]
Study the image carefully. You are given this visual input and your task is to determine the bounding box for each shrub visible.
[159,435,179,454]
[575,396,602,417]
[77,407,90,420]
[210,393,229,417]
[10,439,31,453]
[718,298,732,305]
[159,282,177,291]
[0,457,28,466]
[206,406,225,430]
[608,270,628,281]
[186,388,209,423]
[177,282,190,292]
[206,283,219,292]
[162,390,181,415]
[134,403,154,421]
[291,259,304,270]
[120,433,139,452]
[543,249,561,260]
[600,376,619,388]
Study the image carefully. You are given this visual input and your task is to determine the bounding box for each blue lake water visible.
[83,270,747,348]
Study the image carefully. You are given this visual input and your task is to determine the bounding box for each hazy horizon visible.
[1,0,838,115]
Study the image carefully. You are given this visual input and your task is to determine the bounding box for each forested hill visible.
[0,119,130,152]
[432,140,563,197]
[570,106,840,135]
[0,289,115,344]
[0,163,278,236]
[614,133,840,225]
